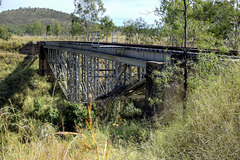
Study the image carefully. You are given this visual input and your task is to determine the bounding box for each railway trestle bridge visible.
[37,41,238,113]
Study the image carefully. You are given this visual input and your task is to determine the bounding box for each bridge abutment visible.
[145,61,165,117]
[39,43,55,82]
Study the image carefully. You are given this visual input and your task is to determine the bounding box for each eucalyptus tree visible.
[122,19,137,43]
[134,17,149,44]
[71,20,83,36]
[100,16,115,42]
[31,21,45,36]
[155,0,186,46]
[46,24,52,36]
[183,0,188,111]
[122,17,158,44]
[233,0,240,51]
[71,14,84,36]
[191,0,237,49]
[73,0,106,41]
[156,0,240,50]
[53,21,62,36]
[219,0,240,51]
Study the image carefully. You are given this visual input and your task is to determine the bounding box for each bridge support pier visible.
[38,43,55,82]
[145,61,165,117]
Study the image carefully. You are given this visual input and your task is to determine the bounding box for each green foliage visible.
[46,24,53,35]
[155,0,240,50]
[62,103,89,131]
[4,25,24,36]
[44,106,59,124]
[100,16,115,42]
[111,120,150,144]
[0,56,36,107]
[191,53,223,81]
[73,0,106,35]
[71,19,84,36]
[53,21,62,36]
[122,17,159,44]
[0,8,72,36]
[74,0,106,23]
[96,99,143,123]
[33,98,59,123]
[0,27,12,41]
[31,21,45,36]
[192,0,234,39]
[121,100,142,118]
[122,19,137,43]
[0,7,72,30]
[34,98,42,112]
[155,0,185,46]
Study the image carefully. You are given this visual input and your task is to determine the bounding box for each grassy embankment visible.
[0,36,240,159]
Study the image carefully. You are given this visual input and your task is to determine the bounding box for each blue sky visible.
[0,0,160,26]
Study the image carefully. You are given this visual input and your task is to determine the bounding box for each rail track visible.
[48,41,239,56]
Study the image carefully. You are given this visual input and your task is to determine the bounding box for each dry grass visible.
[112,55,240,159]
[0,34,164,53]
[1,37,240,159]
[0,98,126,160]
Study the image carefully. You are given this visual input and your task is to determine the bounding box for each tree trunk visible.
[106,32,108,42]
[183,0,188,111]
[235,0,239,51]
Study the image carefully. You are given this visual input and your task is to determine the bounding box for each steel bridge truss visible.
[47,49,146,103]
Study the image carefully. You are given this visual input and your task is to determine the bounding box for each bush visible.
[0,27,12,41]
[62,103,89,131]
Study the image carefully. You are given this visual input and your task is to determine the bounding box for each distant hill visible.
[0,7,72,28]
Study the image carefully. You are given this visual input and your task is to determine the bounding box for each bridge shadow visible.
[0,55,37,107]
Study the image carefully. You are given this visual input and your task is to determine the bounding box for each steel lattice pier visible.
[47,49,146,103]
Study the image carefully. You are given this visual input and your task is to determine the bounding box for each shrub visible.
[0,27,12,41]
[62,103,89,131]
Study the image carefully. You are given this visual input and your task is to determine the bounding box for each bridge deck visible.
[43,41,191,65]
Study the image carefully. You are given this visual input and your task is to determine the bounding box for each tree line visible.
[0,20,68,37]
[69,0,240,50]
[1,0,240,51]
[71,0,240,50]
[70,0,161,44]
